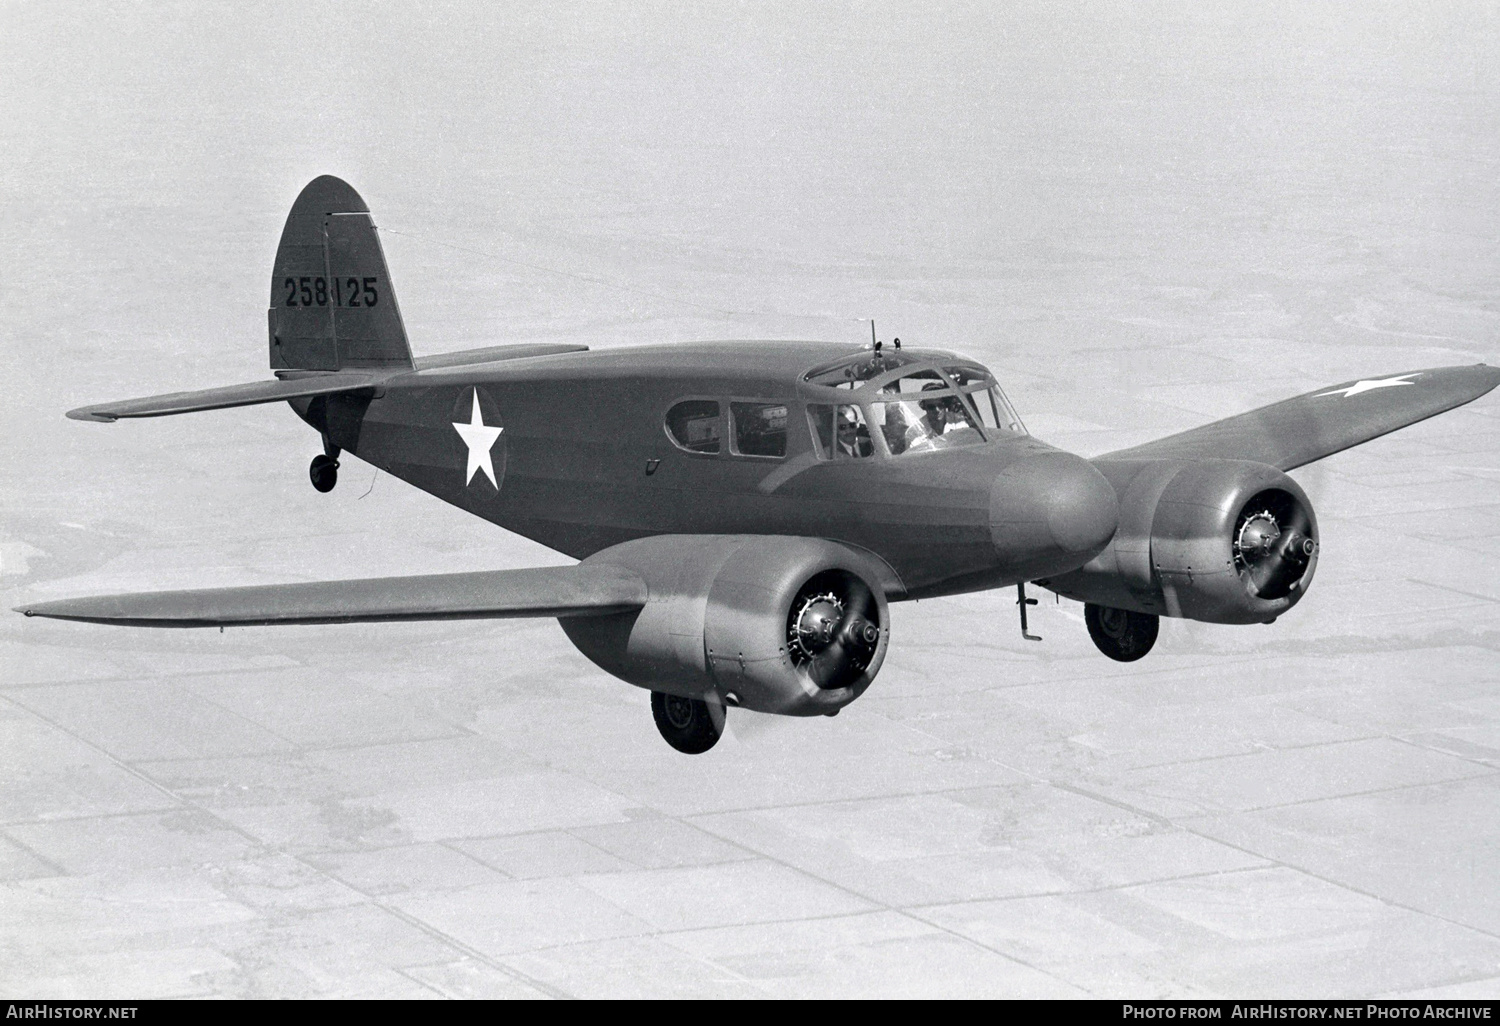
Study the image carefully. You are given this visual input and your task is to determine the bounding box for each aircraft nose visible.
[989,451,1119,573]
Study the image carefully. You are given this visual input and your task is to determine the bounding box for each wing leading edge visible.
[1100,364,1500,470]
[15,565,647,628]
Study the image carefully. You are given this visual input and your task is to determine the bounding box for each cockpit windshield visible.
[801,350,1028,454]
[944,364,1027,437]
[871,388,984,454]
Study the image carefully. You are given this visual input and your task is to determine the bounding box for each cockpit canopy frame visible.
[799,349,1027,455]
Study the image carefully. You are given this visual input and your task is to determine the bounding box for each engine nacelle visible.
[559,535,892,716]
[1043,459,1319,624]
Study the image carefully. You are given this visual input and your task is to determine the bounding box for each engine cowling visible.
[558,535,892,716]
[1043,459,1319,624]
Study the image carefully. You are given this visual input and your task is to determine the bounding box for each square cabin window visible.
[665,400,721,453]
[730,402,788,458]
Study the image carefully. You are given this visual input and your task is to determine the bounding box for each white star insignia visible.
[451,388,504,488]
[1316,372,1422,399]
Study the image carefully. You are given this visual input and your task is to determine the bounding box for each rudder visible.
[269,176,413,372]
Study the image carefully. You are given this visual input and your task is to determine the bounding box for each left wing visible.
[1100,364,1500,470]
[15,565,646,628]
[66,373,382,423]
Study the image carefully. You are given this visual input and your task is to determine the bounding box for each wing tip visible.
[15,601,71,619]
[65,405,117,422]
[1459,362,1500,398]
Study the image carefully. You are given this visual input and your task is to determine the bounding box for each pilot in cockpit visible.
[905,382,957,452]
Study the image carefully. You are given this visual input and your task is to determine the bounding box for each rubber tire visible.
[309,454,339,493]
[1085,603,1159,662]
[651,691,722,754]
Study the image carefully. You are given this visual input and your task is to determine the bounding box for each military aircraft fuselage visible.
[291,340,1120,599]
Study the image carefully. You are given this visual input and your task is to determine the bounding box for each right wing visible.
[15,565,646,628]
[1099,363,1500,470]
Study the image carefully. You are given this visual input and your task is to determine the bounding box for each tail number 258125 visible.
[282,276,378,308]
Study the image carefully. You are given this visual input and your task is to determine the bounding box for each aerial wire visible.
[378,226,764,319]
[376,225,874,332]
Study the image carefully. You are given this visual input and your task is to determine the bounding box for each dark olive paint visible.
[290,339,1119,598]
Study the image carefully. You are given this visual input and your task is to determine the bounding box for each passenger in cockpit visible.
[837,406,873,458]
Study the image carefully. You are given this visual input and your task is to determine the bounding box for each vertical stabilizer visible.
[269,176,414,372]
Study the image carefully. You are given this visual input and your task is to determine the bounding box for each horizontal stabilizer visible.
[412,342,588,371]
[1101,364,1500,470]
[66,374,383,422]
[16,564,647,627]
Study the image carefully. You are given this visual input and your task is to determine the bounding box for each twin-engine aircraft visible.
[18,177,1500,753]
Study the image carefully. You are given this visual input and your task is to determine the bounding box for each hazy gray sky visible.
[5,2,1496,263]
[3,2,1497,474]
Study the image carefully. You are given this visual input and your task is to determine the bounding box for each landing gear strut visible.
[1085,603,1159,662]
[309,441,340,493]
[651,691,723,754]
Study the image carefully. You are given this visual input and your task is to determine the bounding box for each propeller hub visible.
[846,618,881,648]
[1232,491,1317,600]
[785,571,883,691]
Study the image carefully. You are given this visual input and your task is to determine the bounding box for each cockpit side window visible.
[809,403,873,459]
[730,402,788,458]
[665,399,722,454]
[807,404,834,458]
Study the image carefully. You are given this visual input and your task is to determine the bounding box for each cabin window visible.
[870,390,984,455]
[808,404,874,459]
[665,400,721,453]
[730,402,788,458]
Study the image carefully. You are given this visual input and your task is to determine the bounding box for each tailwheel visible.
[651,691,723,754]
[309,453,339,493]
[1084,603,1159,662]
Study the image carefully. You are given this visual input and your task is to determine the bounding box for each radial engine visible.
[559,535,891,751]
[1042,459,1319,659]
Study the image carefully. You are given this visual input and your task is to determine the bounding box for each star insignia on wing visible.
[452,388,504,488]
[1316,372,1422,399]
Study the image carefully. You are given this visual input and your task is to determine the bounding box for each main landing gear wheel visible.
[309,453,339,493]
[651,691,723,754]
[1085,603,1159,662]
